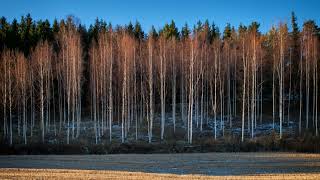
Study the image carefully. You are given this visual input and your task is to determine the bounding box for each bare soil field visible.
[0,152,320,179]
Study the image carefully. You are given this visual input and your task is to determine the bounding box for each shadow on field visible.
[1,152,320,176]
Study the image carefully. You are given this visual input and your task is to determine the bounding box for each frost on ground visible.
[44,109,297,144]
[9,100,298,145]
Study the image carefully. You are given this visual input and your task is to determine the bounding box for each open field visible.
[1,152,320,179]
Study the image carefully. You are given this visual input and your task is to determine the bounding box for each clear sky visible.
[1,0,319,33]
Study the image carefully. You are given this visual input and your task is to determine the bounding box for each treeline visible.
[0,13,319,145]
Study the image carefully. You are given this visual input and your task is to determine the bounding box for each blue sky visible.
[1,0,319,33]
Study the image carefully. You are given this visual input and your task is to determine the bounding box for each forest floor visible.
[2,101,318,154]
[0,152,320,179]
[2,110,316,154]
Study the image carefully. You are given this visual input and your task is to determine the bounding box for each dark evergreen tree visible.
[88,18,101,43]
[36,20,45,41]
[7,18,20,49]
[210,21,219,41]
[0,17,9,50]
[52,19,59,34]
[160,20,179,39]
[134,21,144,40]
[248,21,260,34]
[149,25,158,39]
[195,20,203,33]
[223,23,232,39]
[203,19,211,42]
[126,21,134,35]
[290,12,300,84]
[181,23,190,40]
[18,13,36,55]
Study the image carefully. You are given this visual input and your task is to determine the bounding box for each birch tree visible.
[147,32,155,143]
[278,23,289,139]
[32,41,52,143]
[58,18,82,144]
[158,36,167,140]
[15,53,29,144]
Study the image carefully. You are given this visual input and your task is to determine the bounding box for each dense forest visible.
[0,13,320,150]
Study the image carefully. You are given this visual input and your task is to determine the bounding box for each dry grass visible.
[0,168,320,180]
